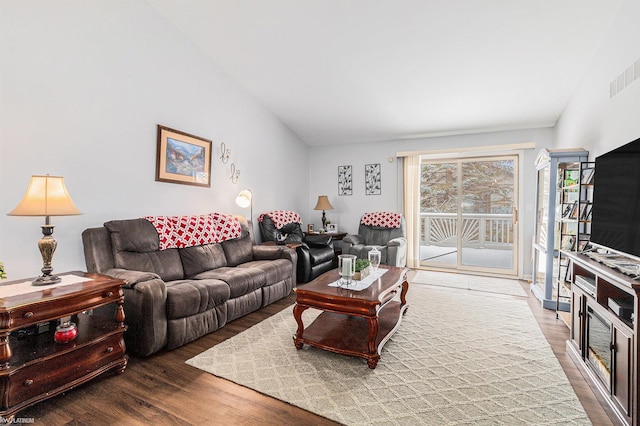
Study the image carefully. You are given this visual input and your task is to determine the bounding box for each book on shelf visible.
[581,204,592,220]
[581,168,595,184]
[562,201,577,218]
[570,201,580,219]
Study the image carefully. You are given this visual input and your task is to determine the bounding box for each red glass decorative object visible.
[54,321,77,343]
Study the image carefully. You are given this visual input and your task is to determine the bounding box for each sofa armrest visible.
[102,268,168,356]
[386,238,407,267]
[303,234,332,248]
[387,237,407,247]
[252,245,290,261]
[103,268,161,289]
[252,244,298,283]
[342,234,364,245]
[342,234,363,254]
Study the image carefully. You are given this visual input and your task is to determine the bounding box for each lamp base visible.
[32,274,62,286]
[33,223,60,286]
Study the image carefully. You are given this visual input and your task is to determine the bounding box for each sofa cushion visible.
[105,219,185,281]
[106,218,160,252]
[192,267,266,299]
[221,222,253,266]
[237,259,292,287]
[179,243,228,277]
[165,279,230,320]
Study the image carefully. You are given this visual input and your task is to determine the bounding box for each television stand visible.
[584,250,640,280]
[564,251,638,426]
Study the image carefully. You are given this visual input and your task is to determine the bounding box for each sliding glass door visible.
[419,155,518,275]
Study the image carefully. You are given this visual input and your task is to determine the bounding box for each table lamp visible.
[8,175,81,285]
[314,195,333,230]
[235,189,253,222]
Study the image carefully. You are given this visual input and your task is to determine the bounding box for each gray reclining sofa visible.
[82,215,296,356]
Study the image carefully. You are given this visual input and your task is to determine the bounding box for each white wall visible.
[556,0,640,155]
[0,1,309,279]
[309,127,554,277]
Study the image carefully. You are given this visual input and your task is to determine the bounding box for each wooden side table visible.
[0,271,127,418]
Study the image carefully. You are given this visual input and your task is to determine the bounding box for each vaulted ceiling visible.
[148,0,622,146]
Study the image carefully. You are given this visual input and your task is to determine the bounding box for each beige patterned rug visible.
[412,270,528,297]
[186,285,589,425]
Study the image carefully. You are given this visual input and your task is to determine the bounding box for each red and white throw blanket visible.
[361,212,402,228]
[145,213,242,250]
[257,210,302,229]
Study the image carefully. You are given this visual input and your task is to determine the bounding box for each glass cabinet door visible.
[533,163,550,295]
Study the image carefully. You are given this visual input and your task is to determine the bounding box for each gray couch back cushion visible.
[221,220,253,266]
[179,243,228,277]
[358,218,406,246]
[105,218,185,281]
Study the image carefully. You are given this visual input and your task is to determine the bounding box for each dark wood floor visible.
[18,272,619,425]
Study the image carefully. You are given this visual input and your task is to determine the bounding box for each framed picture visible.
[365,163,381,195]
[326,223,338,233]
[338,165,352,195]
[307,224,314,233]
[156,125,212,187]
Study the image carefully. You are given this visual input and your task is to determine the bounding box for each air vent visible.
[610,57,640,98]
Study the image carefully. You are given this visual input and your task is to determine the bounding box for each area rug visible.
[186,285,589,425]
[412,270,528,297]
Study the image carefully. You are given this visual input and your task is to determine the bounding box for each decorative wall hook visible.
[230,163,240,183]
[220,142,230,164]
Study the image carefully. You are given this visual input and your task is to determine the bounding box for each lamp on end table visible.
[314,195,333,231]
[8,175,82,285]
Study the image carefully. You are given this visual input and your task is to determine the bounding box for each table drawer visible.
[7,287,122,329]
[5,333,125,408]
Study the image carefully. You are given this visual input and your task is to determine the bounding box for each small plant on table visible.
[354,259,371,280]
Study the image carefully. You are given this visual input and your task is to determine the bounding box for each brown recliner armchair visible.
[258,212,335,283]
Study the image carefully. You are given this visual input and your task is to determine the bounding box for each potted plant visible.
[354,259,371,280]
[0,262,6,280]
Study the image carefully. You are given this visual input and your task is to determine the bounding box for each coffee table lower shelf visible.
[293,300,408,369]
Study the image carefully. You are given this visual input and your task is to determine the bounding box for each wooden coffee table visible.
[293,265,409,369]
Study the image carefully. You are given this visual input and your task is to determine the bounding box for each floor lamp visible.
[235,189,253,222]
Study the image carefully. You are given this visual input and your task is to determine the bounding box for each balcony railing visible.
[420,213,513,249]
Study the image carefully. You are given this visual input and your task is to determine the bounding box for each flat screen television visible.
[590,137,640,259]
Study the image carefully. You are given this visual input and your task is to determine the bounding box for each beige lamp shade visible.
[9,175,81,217]
[235,189,253,208]
[314,195,334,211]
[235,188,253,221]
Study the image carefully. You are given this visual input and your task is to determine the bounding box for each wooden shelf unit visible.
[564,251,639,426]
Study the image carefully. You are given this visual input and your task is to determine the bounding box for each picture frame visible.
[156,125,212,187]
[365,163,381,195]
[307,224,314,233]
[338,165,352,196]
[326,223,338,233]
